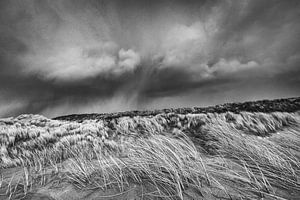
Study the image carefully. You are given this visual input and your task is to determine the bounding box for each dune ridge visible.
[0,97,300,199]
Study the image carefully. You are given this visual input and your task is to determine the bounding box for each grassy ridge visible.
[53,97,300,121]
[0,98,300,199]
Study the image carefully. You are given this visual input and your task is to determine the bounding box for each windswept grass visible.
[0,111,300,199]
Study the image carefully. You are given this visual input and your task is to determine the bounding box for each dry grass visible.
[0,111,299,199]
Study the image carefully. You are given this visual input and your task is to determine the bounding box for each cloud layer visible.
[0,0,300,117]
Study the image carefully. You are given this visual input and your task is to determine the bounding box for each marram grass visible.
[0,111,299,199]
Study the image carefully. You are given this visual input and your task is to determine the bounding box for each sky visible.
[0,0,300,118]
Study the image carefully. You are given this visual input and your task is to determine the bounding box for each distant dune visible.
[53,97,300,121]
[1,97,300,200]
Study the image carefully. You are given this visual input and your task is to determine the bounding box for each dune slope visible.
[1,97,300,199]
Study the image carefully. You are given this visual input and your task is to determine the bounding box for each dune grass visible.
[0,111,300,199]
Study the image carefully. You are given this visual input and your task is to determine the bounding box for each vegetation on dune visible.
[53,97,300,121]
[0,102,300,199]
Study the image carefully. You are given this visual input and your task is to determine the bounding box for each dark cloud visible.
[0,0,299,118]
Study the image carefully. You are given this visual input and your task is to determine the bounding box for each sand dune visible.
[1,98,300,199]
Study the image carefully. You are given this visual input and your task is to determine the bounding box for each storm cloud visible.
[0,0,300,117]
